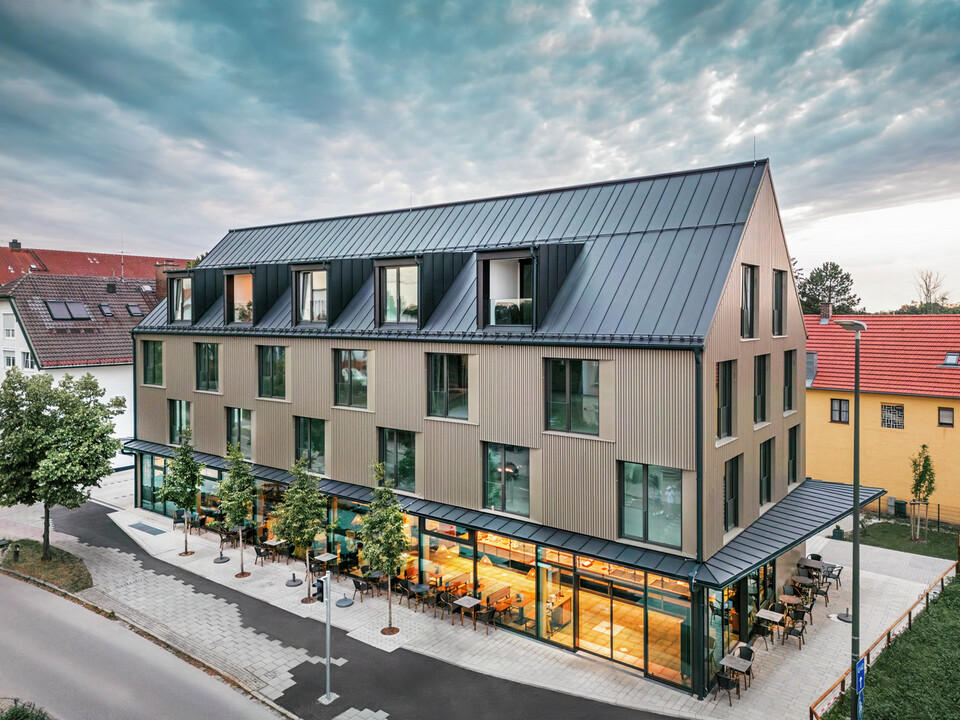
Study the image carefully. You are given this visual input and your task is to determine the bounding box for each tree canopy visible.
[157,429,204,555]
[0,369,124,559]
[219,443,257,577]
[360,462,408,631]
[798,261,861,314]
[273,458,329,600]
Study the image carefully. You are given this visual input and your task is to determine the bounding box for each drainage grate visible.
[129,522,166,536]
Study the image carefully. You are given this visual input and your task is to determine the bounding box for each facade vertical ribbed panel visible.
[421,418,481,508]
[327,407,378,487]
[540,433,617,538]
[478,344,544,449]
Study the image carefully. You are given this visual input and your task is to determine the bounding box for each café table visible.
[720,653,753,689]
[454,595,482,628]
[790,575,815,587]
[264,537,284,562]
[756,608,784,638]
[798,557,823,572]
[779,594,802,607]
[408,582,430,611]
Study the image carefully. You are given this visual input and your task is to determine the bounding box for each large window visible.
[754,354,768,423]
[881,404,904,429]
[334,350,367,408]
[484,443,530,517]
[741,264,757,338]
[788,425,799,484]
[226,272,253,324]
[783,350,795,411]
[195,343,218,392]
[143,340,163,386]
[482,256,533,326]
[168,399,191,444]
[831,399,849,424]
[427,353,468,419]
[295,417,325,474]
[226,407,252,459]
[939,407,955,428]
[547,359,600,435]
[717,361,734,438]
[380,428,415,493]
[257,346,285,399]
[759,439,773,505]
[170,277,192,322]
[296,269,327,324]
[380,264,418,324]
[772,270,785,336]
[724,456,739,532]
[619,462,682,548]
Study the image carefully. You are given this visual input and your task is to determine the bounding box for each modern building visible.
[805,310,959,509]
[125,159,881,698]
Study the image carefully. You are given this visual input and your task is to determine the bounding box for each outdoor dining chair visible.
[713,671,740,706]
[351,578,371,603]
[825,564,843,588]
[783,611,807,650]
[254,545,272,567]
[475,606,497,635]
[736,645,756,685]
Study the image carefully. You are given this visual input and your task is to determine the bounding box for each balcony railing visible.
[489,297,533,326]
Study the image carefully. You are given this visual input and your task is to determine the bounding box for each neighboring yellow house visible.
[805,312,960,513]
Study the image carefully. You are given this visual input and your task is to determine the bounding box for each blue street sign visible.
[858,691,864,720]
[856,657,866,694]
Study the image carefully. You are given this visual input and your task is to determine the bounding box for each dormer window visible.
[225,272,253,324]
[295,269,327,325]
[170,277,192,323]
[377,260,418,325]
[480,254,533,327]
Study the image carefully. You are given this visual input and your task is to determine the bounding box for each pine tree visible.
[359,462,408,634]
[219,443,257,577]
[157,429,204,556]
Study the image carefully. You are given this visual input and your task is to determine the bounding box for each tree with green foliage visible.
[798,261,861,314]
[359,462,408,634]
[157,429,204,556]
[909,444,936,542]
[273,458,330,602]
[0,369,124,560]
[219,443,258,578]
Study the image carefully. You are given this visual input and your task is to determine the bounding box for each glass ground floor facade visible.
[133,449,790,698]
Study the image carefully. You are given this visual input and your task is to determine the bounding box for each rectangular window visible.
[619,462,682,548]
[380,428,415,493]
[3,313,14,339]
[717,360,734,438]
[783,350,795,411]
[546,359,600,435]
[226,272,253,324]
[127,304,143,317]
[939,407,955,428]
[772,270,785,336]
[484,443,530,517]
[741,264,757,338]
[99,304,113,316]
[724,456,739,532]
[754,354,769,423]
[759,439,773,505]
[142,340,163,385]
[170,277,192,322]
[427,353,468,419]
[226,407,252,459]
[21,351,34,369]
[334,349,368,408]
[257,346,286,399]
[3,350,15,368]
[881,404,904,429]
[296,269,327,324]
[482,256,534,326]
[295,417,325,474]
[168,399,191,444]
[195,343,219,392]
[788,425,799,484]
[830,398,849,424]
[380,264,418,324]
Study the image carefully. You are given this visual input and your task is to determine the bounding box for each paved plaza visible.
[0,470,955,720]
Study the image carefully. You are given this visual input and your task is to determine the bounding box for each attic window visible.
[100,304,113,317]
[66,302,90,320]
[46,301,90,320]
[127,304,144,317]
[945,353,959,366]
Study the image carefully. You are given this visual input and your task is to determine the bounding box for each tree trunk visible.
[184,516,190,555]
[387,576,393,629]
[239,535,245,575]
[305,549,312,601]
[42,504,51,561]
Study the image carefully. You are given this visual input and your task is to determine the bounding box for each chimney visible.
[819,302,833,324]
[106,282,117,294]
[154,261,177,301]
[9,239,21,251]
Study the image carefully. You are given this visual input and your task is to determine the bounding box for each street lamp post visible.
[836,319,867,720]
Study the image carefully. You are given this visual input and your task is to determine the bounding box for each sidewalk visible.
[1,471,955,720]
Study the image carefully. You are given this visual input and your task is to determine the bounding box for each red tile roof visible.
[804,314,960,400]
[0,244,186,284]
[0,274,160,368]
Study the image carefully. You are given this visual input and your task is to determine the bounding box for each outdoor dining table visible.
[720,654,753,689]
[790,575,815,586]
[454,595,482,628]
[757,608,784,623]
[798,557,823,571]
[779,594,802,606]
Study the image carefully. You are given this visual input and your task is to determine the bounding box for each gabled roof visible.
[0,274,158,368]
[139,160,770,346]
[805,314,960,399]
[0,244,187,284]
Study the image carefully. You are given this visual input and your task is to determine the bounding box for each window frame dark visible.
[788,425,799,484]
[618,461,683,549]
[483,442,530,517]
[375,258,418,327]
[938,407,955,428]
[427,353,469,419]
[226,407,252,459]
[741,264,758,339]
[168,399,191,445]
[143,340,163,386]
[477,250,535,328]
[334,349,368,408]
[195,342,219,392]
[45,301,71,320]
[127,304,143,317]
[717,360,734,438]
[293,265,328,326]
[545,358,600,436]
[257,346,286,399]
[783,350,795,411]
[99,304,113,317]
[754,354,768,424]
[295,416,325,474]
[830,398,850,424]
[168,275,193,324]
[724,456,739,532]
[224,270,254,325]
[759,439,773,505]
[379,427,416,493]
[772,269,786,336]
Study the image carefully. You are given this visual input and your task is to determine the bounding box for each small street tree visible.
[359,462,408,635]
[273,458,330,602]
[219,443,257,578]
[909,444,936,542]
[0,369,124,560]
[157,429,204,556]
[798,261,861,314]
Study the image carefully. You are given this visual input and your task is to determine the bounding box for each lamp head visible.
[834,319,867,333]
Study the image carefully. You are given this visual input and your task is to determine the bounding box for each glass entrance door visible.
[576,576,645,671]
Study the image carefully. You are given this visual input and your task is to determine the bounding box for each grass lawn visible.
[842,520,959,561]
[0,538,93,593]
[822,576,960,720]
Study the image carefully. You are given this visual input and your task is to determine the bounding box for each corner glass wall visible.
[647,574,692,687]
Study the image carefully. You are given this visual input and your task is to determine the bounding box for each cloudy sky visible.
[1,0,958,310]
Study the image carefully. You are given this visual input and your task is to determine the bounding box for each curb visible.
[0,564,301,720]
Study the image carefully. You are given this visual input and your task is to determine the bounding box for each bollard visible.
[12,544,20,562]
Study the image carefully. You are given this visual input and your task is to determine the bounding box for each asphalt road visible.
[0,573,281,720]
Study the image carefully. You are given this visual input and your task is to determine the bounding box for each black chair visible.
[394,578,410,607]
[782,585,797,597]
[798,596,816,625]
[191,514,207,534]
[351,578,371,603]
[172,509,185,530]
[420,592,439,618]
[754,620,773,650]
[809,553,823,562]
[713,671,740,706]
[783,612,806,649]
[825,564,843,588]
[475,606,497,635]
[736,645,756,684]
[254,545,271,567]
[437,592,461,624]
[796,568,811,579]
[813,578,830,606]
[769,602,787,639]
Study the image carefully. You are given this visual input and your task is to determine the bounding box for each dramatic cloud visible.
[1,0,958,308]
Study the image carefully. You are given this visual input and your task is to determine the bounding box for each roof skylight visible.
[100,304,113,317]
[945,352,959,366]
[127,304,143,317]
[46,300,90,320]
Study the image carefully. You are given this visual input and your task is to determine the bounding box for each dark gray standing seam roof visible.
[123,438,698,580]
[696,479,886,589]
[135,160,768,346]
